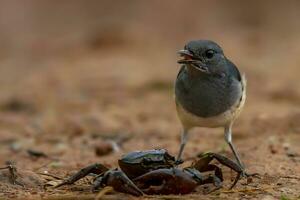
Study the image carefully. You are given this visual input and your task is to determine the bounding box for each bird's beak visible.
[178,49,193,57]
[177,49,210,74]
[177,49,194,64]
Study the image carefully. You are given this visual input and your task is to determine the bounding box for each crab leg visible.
[193,152,243,189]
[56,163,108,188]
[93,169,143,196]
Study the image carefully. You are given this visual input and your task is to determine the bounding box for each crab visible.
[56,149,243,196]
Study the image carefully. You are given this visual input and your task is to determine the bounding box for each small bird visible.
[175,40,247,173]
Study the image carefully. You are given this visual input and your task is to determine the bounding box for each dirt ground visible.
[0,1,299,200]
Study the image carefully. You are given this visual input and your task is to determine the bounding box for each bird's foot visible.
[234,161,260,179]
[241,171,260,178]
[174,159,184,166]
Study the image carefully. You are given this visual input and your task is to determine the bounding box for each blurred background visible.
[0,1,299,199]
[1,0,300,105]
[0,0,300,109]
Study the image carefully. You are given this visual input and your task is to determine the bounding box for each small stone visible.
[269,144,277,154]
[95,141,113,156]
[247,177,253,184]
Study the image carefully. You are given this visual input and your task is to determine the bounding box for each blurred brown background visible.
[0,1,299,199]
[0,0,300,111]
[1,0,300,96]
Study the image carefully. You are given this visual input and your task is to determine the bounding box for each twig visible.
[0,165,23,186]
[37,172,63,180]
[280,175,300,180]
[95,186,114,200]
[221,187,271,193]
[27,149,48,158]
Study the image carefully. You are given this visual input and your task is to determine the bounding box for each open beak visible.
[177,49,194,64]
[178,49,193,57]
[177,49,210,73]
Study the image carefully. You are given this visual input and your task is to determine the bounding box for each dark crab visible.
[56,149,243,196]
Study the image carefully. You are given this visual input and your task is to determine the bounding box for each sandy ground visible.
[0,1,299,199]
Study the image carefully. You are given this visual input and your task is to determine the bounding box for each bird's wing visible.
[231,73,246,122]
[226,59,242,82]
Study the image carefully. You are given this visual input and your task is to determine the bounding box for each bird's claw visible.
[175,159,184,166]
[242,171,260,178]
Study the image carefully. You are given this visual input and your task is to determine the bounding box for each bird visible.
[175,40,247,173]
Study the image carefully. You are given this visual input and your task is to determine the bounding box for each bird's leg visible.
[224,125,260,179]
[176,129,188,164]
[224,124,245,171]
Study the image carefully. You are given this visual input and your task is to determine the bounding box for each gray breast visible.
[175,66,242,118]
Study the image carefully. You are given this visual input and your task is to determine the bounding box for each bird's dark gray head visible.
[178,40,226,74]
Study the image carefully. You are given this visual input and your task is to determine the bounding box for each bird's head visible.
[178,40,226,74]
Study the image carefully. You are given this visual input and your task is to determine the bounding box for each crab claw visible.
[183,167,222,188]
[94,169,143,196]
[133,168,197,195]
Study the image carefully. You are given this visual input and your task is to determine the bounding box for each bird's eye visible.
[205,50,214,59]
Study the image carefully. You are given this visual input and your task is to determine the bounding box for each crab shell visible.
[118,149,176,179]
